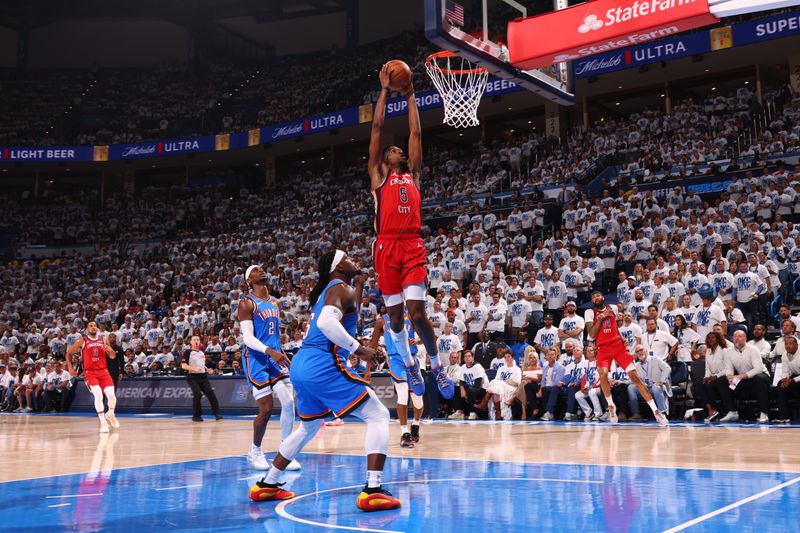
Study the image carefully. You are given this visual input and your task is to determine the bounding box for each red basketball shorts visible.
[596,341,634,370]
[84,370,114,389]
[373,236,428,296]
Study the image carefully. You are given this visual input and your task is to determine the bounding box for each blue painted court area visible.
[3,446,799,533]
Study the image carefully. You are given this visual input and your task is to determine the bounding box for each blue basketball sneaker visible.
[404,359,426,396]
[431,365,454,399]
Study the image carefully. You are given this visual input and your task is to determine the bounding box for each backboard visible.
[424,0,576,106]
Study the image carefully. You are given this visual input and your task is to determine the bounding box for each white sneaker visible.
[285,459,301,471]
[248,452,269,470]
[13,407,23,413]
[541,412,553,421]
[719,411,739,423]
[654,411,669,427]
[564,413,575,421]
[105,412,120,429]
[598,412,609,422]
[757,412,770,424]
[468,412,478,420]
[448,410,464,419]
[99,424,110,434]
[23,407,32,412]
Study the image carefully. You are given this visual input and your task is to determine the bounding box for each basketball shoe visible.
[105,411,120,429]
[404,360,425,396]
[249,481,294,502]
[356,486,402,512]
[607,404,619,424]
[410,424,420,443]
[431,365,454,399]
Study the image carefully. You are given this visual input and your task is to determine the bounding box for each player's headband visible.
[330,249,346,274]
[245,265,260,280]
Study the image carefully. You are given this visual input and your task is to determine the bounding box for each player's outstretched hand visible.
[379,63,391,90]
[356,344,377,364]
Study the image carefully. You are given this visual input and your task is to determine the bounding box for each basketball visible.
[385,59,412,92]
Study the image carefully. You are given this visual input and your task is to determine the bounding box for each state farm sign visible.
[508,0,718,70]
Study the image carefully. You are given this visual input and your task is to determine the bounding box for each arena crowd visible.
[1,81,800,424]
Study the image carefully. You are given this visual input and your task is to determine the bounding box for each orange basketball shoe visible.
[356,486,402,512]
[249,481,295,502]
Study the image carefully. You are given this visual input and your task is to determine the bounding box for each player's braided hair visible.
[309,250,338,307]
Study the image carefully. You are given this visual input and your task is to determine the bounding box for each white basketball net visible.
[425,52,489,129]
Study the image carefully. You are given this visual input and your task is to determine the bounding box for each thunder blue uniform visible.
[291,280,370,420]
[382,313,418,384]
[242,294,288,398]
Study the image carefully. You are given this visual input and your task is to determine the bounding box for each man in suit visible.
[627,345,671,421]
[539,348,567,421]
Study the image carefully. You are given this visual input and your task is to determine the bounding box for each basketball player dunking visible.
[368,62,454,400]
[586,292,668,426]
[65,321,120,433]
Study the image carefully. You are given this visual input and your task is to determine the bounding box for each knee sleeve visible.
[351,389,390,455]
[104,387,117,410]
[277,418,322,462]
[410,393,424,410]
[273,381,296,442]
[394,382,409,405]
[273,380,294,408]
[90,385,104,413]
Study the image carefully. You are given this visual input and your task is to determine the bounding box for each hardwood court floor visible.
[2,414,800,483]
[3,414,800,532]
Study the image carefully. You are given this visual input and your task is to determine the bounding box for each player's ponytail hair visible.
[309,250,338,307]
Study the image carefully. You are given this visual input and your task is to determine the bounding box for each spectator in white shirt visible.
[558,301,585,349]
[437,322,463,363]
[481,350,521,421]
[641,318,678,361]
[456,350,488,420]
[774,335,800,423]
[485,292,508,342]
[44,360,72,412]
[719,330,771,423]
[465,293,489,348]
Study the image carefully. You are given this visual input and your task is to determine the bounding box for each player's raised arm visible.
[406,80,422,185]
[368,64,392,190]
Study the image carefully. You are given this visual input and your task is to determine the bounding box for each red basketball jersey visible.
[373,169,421,237]
[592,306,623,348]
[82,335,108,372]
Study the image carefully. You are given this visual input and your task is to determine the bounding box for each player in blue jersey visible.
[249,249,401,512]
[239,265,300,471]
[370,312,424,448]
